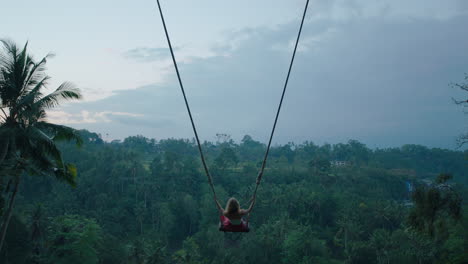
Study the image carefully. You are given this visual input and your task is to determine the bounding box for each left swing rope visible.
[155,0,219,206]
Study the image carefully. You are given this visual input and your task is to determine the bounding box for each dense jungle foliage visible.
[0,130,466,264]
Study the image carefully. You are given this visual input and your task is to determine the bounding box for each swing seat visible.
[219,215,250,232]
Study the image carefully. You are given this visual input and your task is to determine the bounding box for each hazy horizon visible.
[4,0,468,149]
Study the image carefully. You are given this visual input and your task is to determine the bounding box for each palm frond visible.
[11,126,61,173]
[11,134,53,172]
[0,40,55,109]
[54,163,77,187]
[27,126,63,161]
[16,75,49,109]
[0,39,22,105]
[36,121,83,147]
[0,39,18,62]
[18,42,30,85]
[8,42,29,100]
[0,107,7,122]
[22,54,53,94]
[33,82,82,110]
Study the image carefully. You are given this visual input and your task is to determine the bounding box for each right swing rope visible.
[248,0,310,212]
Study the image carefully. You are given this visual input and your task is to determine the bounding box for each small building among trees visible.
[331,160,349,167]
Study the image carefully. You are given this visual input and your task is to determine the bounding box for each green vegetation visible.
[0,131,465,263]
[0,39,82,255]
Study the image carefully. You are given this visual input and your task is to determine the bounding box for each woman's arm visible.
[241,198,256,215]
[215,199,224,214]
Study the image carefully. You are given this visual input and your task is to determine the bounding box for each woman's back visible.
[223,210,246,221]
[217,197,253,224]
[217,197,253,232]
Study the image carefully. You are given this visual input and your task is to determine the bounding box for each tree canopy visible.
[1,132,466,263]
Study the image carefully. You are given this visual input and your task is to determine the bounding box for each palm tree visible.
[0,39,83,252]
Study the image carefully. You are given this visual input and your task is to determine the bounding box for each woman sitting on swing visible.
[216,197,255,232]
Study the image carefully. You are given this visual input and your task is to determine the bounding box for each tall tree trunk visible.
[0,175,20,253]
[344,227,349,262]
[0,138,8,164]
[139,218,143,235]
[30,204,44,264]
[133,168,137,204]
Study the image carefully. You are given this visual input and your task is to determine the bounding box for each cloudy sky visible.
[3,0,468,148]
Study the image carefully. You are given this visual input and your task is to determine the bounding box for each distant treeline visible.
[2,130,466,264]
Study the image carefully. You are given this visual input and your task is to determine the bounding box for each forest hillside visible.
[1,130,466,264]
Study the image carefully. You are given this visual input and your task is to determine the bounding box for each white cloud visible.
[271,27,339,53]
[307,0,467,21]
[46,111,144,125]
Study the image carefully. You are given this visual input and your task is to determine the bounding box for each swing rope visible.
[249,0,310,212]
[156,0,218,204]
[156,0,310,212]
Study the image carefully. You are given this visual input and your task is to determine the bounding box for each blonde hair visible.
[225,197,240,214]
